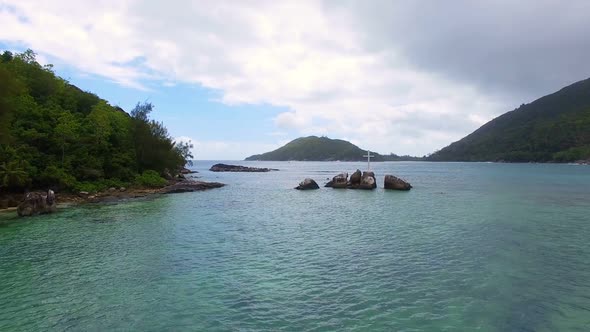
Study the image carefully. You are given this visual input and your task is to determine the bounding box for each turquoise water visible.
[1,161,589,331]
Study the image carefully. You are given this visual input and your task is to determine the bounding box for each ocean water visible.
[1,161,589,331]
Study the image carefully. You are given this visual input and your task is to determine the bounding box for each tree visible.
[174,140,194,166]
[54,112,80,165]
[0,160,31,191]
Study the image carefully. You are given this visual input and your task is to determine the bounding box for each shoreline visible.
[0,179,225,217]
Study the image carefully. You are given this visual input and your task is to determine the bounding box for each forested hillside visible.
[0,50,192,194]
[428,78,590,162]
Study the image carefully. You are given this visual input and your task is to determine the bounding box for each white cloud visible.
[1,0,565,156]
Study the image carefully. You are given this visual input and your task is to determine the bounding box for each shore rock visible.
[295,178,320,190]
[180,167,199,174]
[17,190,57,217]
[209,163,277,172]
[325,173,348,188]
[384,175,412,190]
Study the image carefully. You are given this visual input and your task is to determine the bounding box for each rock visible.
[160,180,225,194]
[359,171,377,190]
[209,163,278,172]
[295,178,319,190]
[17,190,57,217]
[325,173,348,188]
[384,175,412,190]
[108,187,116,192]
[119,187,126,192]
[180,167,198,174]
[349,169,362,186]
[78,191,90,198]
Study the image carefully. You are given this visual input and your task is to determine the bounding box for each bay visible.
[1,161,589,331]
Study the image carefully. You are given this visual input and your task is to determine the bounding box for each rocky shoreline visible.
[1,179,225,217]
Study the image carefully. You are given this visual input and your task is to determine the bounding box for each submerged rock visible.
[325,172,348,188]
[295,178,320,190]
[209,163,277,172]
[17,190,57,217]
[384,175,412,190]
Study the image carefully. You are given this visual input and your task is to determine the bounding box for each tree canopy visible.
[427,78,590,162]
[0,49,192,193]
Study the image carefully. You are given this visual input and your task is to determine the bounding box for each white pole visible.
[363,150,373,171]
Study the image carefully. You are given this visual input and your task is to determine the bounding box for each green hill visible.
[428,78,590,162]
[0,49,192,194]
[245,136,419,161]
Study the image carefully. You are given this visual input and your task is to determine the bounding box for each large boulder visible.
[349,169,362,186]
[17,190,57,217]
[325,172,348,188]
[384,175,412,190]
[295,178,320,190]
[359,171,377,190]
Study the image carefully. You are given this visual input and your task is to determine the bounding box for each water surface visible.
[1,162,589,331]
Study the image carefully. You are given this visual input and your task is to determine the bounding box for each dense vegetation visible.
[245,136,421,161]
[428,78,590,162]
[0,50,192,194]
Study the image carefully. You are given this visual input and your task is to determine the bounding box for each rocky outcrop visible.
[159,181,225,194]
[17,190,57,217]
[384,175,412,190]
[359,171,377,190]
[349,169,362,186]
[209,163,278,172]
[325,173,348,188]
[295,178,320,190]
[180,167,198,174]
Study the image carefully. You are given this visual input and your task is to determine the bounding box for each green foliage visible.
[245,136,420,161]
[74,179,128,194]
[0,49,192,193]
[0,160,32,191]
[135,170,167,188]
[428,78,590,162]
[39,165,77,189]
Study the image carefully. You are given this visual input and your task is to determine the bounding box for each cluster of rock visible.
[209,163,278,172]
[326,169,377,190]
[17,190,57,217]
[295,169,412,191]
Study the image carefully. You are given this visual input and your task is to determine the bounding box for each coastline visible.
[0,179,225,218]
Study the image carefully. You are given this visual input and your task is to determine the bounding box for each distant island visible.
[245,136,422,161]
[248,77,590,164]
[427,77,590,162]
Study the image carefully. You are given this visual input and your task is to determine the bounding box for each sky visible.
[1,0,590,160]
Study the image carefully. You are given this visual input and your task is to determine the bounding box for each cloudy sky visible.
[1,0,589,159]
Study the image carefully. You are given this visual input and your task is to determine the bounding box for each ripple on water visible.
[1,162,590,331]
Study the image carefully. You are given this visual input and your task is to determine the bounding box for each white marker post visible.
[363,150,374,171]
